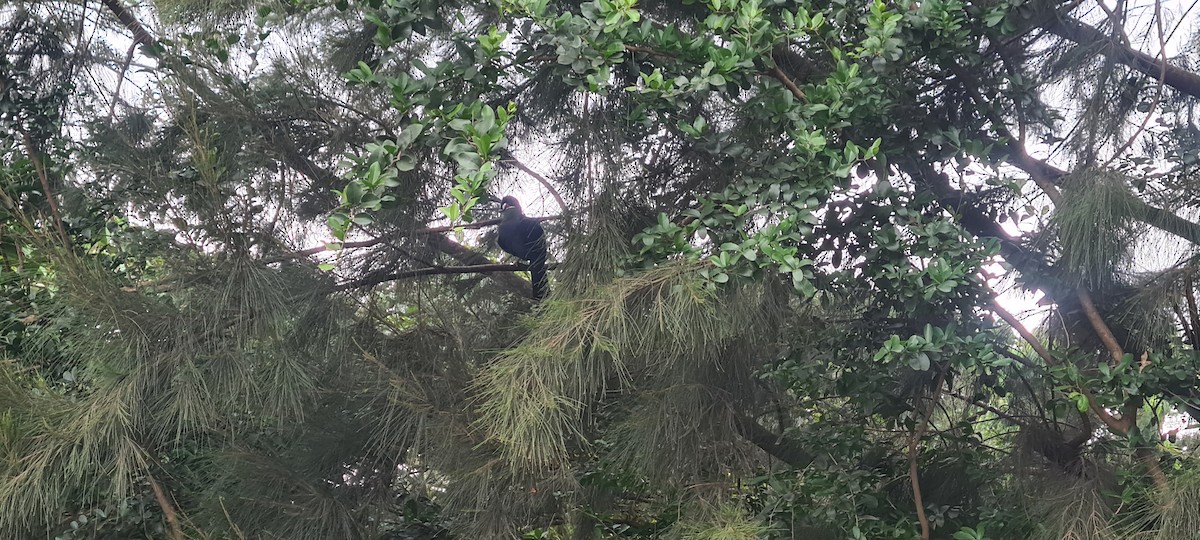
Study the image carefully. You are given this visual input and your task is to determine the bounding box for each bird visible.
[497,195,549,300]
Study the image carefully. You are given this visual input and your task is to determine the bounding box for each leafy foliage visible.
[10,0,1200,538]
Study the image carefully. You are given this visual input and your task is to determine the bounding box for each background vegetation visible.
[5,0,1200,538]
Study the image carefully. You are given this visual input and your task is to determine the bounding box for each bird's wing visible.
[523,220,546,248]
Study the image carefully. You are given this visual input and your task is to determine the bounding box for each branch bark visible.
[1047,16,1200,100]
[264,215,560,263]
[909,368,948,540]
[1076,287,1126,365]
[147,474,183,540]
[333,262,556,292]
[428,235,538,298]
[499,151,568,215]
[733,414,818,469]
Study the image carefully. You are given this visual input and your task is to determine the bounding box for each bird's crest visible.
[500,195,521,210]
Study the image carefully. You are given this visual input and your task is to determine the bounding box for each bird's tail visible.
[529,256,548,300]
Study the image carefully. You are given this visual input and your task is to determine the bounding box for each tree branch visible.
[147,474,183,540]
[992,299,1126,432]
[1076,287,1126,365]
[499,151,568,215]
[1047,15,1200,101]
[909,367,948,540]
[428,235,538,297]
[732,414,818,469]
[20,131,68,243]
[333,262,557,292]
[1186,274,1200,345]
[769,65,807,102]
[263,216,560,263]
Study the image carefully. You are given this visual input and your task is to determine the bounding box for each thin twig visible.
[499,151,568,214]
[992,299,1125,431]
[991,300,1057,366]
[106,42,138,123]
[1102,0,1167,168]
[1186,274,1200,345]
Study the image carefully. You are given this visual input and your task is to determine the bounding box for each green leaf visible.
[909,352,930,371]
[345,182,365,204]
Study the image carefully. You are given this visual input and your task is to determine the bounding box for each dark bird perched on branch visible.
[497,196,549,300]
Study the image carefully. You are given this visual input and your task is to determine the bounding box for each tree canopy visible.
[6,0,1200,538]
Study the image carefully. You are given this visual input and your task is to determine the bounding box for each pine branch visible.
[263,216,560,263]
[1048,15,1200,100]
[498,151,568,215]
[333,262,557,292]
[428,235,539,298]
[732,414,818,468]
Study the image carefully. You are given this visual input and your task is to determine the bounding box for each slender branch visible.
[991,300,1057,366]
[147,474,183,540]
[264,215,560,263]
[499,152,568,214]
[99,0,158,48]
[733,413,818,468]
[1102,0,1167,168]
[992,299,1126,431]
[105,41,138,123]
[947,391,1027,427]
[1186,274,1200,345]
[1047,15,1200,101]
[428,234,538,297]
[1173,304,1197,347]
[1076,287,1125,365]
[19,131,68,243]
[769,65,807,102]
[1136,446,1169,490]
[909,367,948,540]
[333,262,557,292]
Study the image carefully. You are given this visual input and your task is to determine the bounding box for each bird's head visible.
[500,196,523,220]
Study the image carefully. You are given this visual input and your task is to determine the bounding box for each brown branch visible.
[1135,446,1169,490]
[147,474,183,540]
[1047,15,1200,101]
[105,41,138,123]
[1076,287,1125,366]
[770,65,807,102]
[992,299,1127,432]
[497,152,568,214]
[947,392,1027,427]
[1173,304,1198,347]
[991,300,1057,366]
[263,215,561,263]
[428,235,538,297]
[1186,274,1200,345]
[1102,0,1167,168]
[98,0,158,50]
[733,414,818,468]
[19,131,68,243]
[333,262,557,292]
[623,45,675,59]
[909,367,948,540]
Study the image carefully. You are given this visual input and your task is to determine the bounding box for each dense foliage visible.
[6,0,1200,538]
